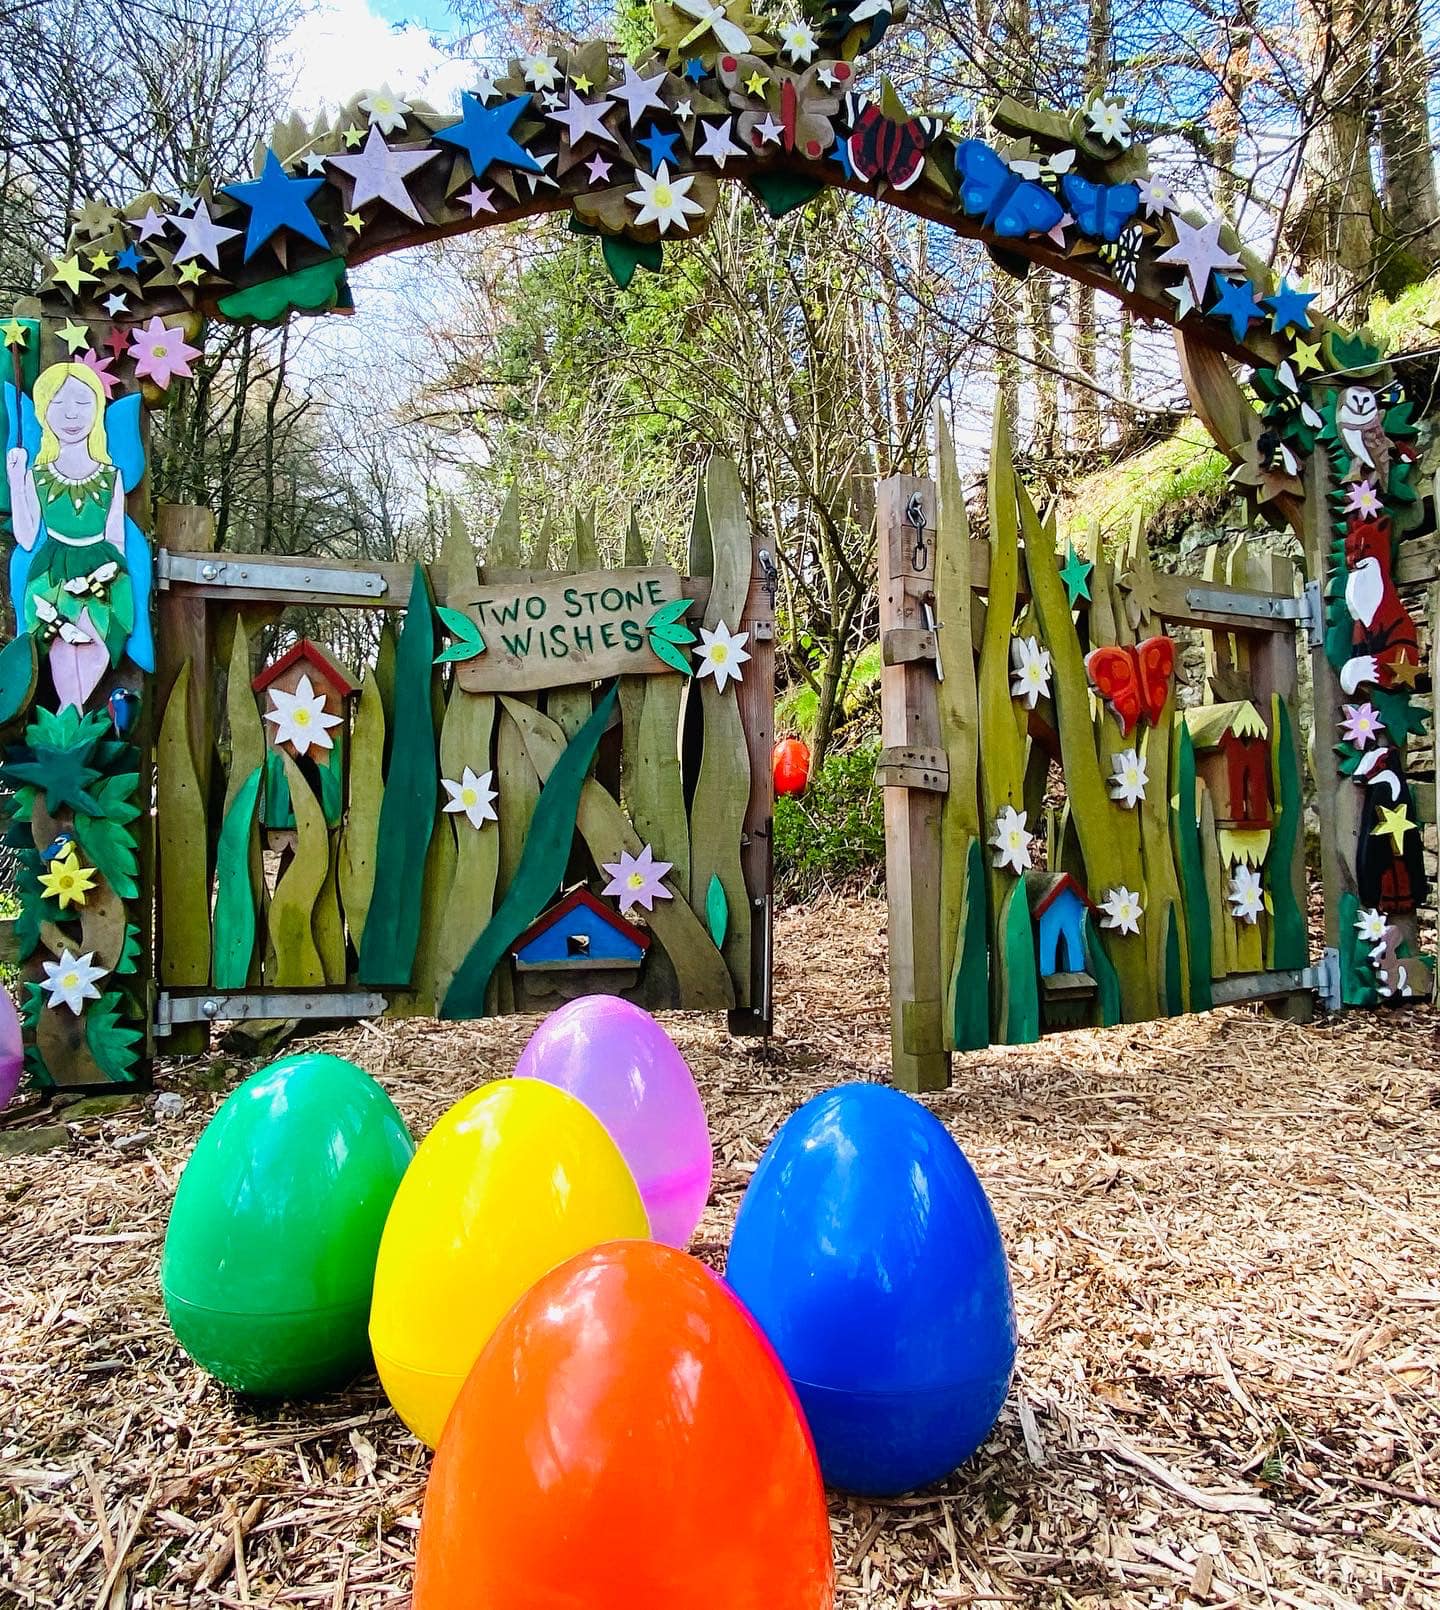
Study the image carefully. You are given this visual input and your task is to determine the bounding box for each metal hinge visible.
[1183,578,1323,646]
[157,550,389,599]
[1306,948,1342,1012]
[1208,948,1340,1012]
[154,990,388,1035]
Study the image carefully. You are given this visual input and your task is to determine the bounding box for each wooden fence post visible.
[877,475,949,1092]
[154,504,216,1053]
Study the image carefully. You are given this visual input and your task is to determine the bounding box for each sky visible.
[280,0,476,118]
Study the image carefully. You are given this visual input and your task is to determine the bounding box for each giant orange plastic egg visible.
[414,1241,835,1610]
[773,736,811,796]
[369,1078,649,1447]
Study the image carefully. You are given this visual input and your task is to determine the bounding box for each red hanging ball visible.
[772,738,811,797]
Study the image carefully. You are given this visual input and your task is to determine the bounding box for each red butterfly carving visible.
[1085,635,1175,735]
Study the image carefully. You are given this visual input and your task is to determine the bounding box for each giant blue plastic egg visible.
[725,1082,1015,1495]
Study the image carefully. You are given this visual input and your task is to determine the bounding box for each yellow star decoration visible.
[50,254,98,294]
[343,124,365,148]
[88,247,115,271]
[177,260,205,284]
[571,71,593,92]
[1373,802,1416,852]
[57,319,90,354]
[344,211,364,233]
[38,850,97,911]
[744,69,768,95]
[1,318,28,348]
[1291,338,1322,375]
[1388,653,1421,688]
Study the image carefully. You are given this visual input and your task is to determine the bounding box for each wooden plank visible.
[265,756,326,986]
[726,507,776,1037]
[542,512,598,743]
[156,660,211,991]
[934,413,983,1051]
[434,515,500,1009]
[883,628,938,666]
[154,505,214,1053]
[499,696,735,1010]
[337,669,385,959]
[686,458,753,1005]
[1198,780,1233,978]
[878,472,948,1090]
[1171,721,1213,1010]
[313,830,346,983]
[1396,536,1438,587]
[978,413,1032,1046]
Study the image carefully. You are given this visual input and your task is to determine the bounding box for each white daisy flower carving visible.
[1108,747,1148,808]
[694,620,751,693]
[1228,864,1265,924]
[1099,886,1143,935]
[263,673,343,756]
[41,948,106,1014]
[442,765,499,829]
[1009,636,1052,708]
[627,163,706,234]
[990,806,1034,874]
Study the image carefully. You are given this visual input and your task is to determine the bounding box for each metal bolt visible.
[200,562,219,581]
[201,999,220,1018]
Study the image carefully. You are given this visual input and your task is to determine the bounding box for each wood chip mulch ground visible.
[3,894,1440,1608]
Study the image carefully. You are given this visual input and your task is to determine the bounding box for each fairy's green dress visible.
[22,463,134,664]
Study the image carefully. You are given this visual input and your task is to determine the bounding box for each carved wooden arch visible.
[16,8,1429,1019]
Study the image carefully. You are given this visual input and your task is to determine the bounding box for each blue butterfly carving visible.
[1060,173,1140,243]
[954,140,1065,239]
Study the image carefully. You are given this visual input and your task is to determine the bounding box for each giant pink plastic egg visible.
[515,995,713,1247]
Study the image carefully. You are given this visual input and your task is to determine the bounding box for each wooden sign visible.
[454,566,687,693]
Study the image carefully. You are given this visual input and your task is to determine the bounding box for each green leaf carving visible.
[85,991,144,1084]
[706,871,729,950]
[212,765,263,989]
[358,566,439,986]
[72,814,139,898]
[647,597,693,629]
[0,633,37,727]
[434,604,487,665]
[601,235,663,289]
[648,633,694,675]
[949,835,990,1052]
[441,682,620,1018]
[217,256,348,323]
[1083,911,1123,1028]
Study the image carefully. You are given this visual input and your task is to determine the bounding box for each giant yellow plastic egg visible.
[369,1076,650,1446]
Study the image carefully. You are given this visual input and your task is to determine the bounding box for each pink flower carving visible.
[78,348,118,399]
[128,315,201,388]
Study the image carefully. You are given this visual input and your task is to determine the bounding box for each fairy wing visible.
[1134,635,1175,725]
[105,393,146,493]
[1085,644,1142,735]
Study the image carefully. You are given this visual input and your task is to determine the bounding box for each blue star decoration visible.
[115,244,144,273]
[830,138,855,180]
[684,58,707,82]
[222,149,329,261]
[636,124,680,172]
[435,93,542,181]
[1264,277,1316,335]
[1209,273,1263,341]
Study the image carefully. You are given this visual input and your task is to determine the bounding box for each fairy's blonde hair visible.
[32,363,110,469]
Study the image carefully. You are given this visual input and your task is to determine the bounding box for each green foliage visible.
[434,605,486,664]
[1054,419,1229,552]
[774,743,886,901]
[776,643,883,744]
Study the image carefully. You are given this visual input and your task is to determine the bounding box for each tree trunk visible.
[1286,0,1378,309]
[1375,0,1440,286]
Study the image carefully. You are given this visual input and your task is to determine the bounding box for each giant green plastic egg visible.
[161,1053,415,1397]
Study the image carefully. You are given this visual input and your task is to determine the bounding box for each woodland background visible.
[3,0,1439,784]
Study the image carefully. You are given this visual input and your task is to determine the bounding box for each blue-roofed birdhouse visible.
[511,888,652,974]
[1025,871,1095,978]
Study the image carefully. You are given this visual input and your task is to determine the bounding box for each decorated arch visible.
[2,0,1431,1089]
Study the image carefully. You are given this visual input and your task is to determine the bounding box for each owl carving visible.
[1336,386,1391,485]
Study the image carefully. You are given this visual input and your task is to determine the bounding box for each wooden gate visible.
[7,456,773,1086]
[879,413,1330,1090]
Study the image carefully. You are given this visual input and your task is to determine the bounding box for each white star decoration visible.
[1099,886,1143,935]
[166,198,240,267]
[694,620,751,691]
[1156,215,1241,300]
[627,163,705,234]
[327,126,437,222]
[697,118,746,168]
[547,89,618,147]
[611,62,669,126]
[442,765,499,829]
[263,674,343,756]
[990,806,1033,875]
